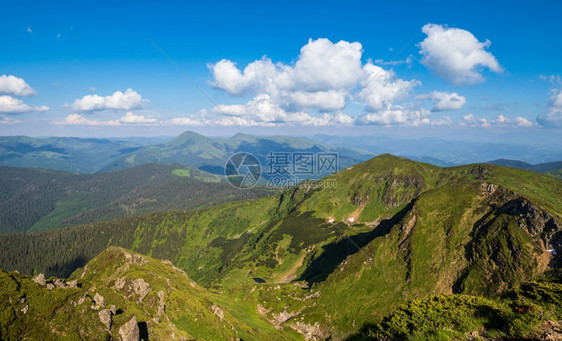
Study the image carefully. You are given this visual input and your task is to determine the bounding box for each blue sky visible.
[1,0,561,144]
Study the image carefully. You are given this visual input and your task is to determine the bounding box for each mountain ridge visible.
[1,154,561,339]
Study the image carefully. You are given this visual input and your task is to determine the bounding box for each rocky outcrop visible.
[98,309,112,330]
[32,273,79,289]
[119,316,139,341]
[67,280,78,288]
[479,182,498,196]
[537,320,562,340]
[132,278,150,303]
[478,184,562,254]
[53,278,66,288]
[32,274,46,286]
[211,305,224,320]
[156,290,165,318]
[91,293,106,310]
[291,321,328,341]
[123,252,148,266]
[273,307,301,326]
[512,198,562,252]
[114,277,151,303]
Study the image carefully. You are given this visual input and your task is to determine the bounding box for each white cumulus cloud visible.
[58,111,157,126]
[0,95,49,113]
[537,89,562,128]
[118,111,157,124]
[209,38,418,112]
[71,88,145,112]
[0,117,22,124]
[212,94,353,127]
[463,113,490,127]
[168,116,207,126]
[415,91,467,111]
[463,113,533,128]
[356,105,435,126]
[357,63,420,111]
[494,114,534,127]
[0,75,36,96]
[59,114,120,126]
[419,24,503,84]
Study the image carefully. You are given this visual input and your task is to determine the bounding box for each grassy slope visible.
[0,246,298,340]
[352,280,562,340]
[1,154,561,339]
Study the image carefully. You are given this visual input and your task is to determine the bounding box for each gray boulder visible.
[32,274,46,286]
[119,316,140,341]
[98,309,112,330]
[53,278,66,288]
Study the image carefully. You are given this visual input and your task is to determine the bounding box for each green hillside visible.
[546,168,562,180]
[0,164,271,234]
[0,247,299,340]
[1,154,561,339]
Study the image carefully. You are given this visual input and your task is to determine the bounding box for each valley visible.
[1,154,560,340]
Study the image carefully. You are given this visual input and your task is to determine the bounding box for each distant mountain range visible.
[2,132,562,176]
[0,136,168,173]
[0,132,375,177]
[99,131,375,177]
[316,134,562,165]
[487,159,562,179]
[1,154,560,339]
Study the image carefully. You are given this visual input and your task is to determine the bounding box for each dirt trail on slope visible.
[277,253,306,283]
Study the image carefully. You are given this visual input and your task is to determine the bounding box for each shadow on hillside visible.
[45,254,89,278]
[138,321,149,340]
[297,200,415,285]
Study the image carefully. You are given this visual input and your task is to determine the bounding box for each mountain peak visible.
[229,132,257,142]
[170,131,210,145]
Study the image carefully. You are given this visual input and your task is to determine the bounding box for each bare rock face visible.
[98,309,112,330]
[91,293,106,310]
[291,322,327,340]
[114,277,151,303]
[156,290,165,318]
[536,320,562,340]
[46,283,55,290]
[53,278,67,288]
[119,316,140,341]
[66,280,78,288]
[123,252,148,266]
[32,274,46,286]
[274,307,300,324]
[76,294,87,306]
[132,278,150,303]
[114,277,126,290]
[211,305,224,320]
